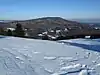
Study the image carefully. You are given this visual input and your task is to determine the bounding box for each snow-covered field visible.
[0,36,100,75]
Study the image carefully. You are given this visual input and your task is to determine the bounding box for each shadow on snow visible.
[0,35,6,39]
[58,41,100,52]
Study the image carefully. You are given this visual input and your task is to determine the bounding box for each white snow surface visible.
[0,36,100,75]
[79,70,88,75]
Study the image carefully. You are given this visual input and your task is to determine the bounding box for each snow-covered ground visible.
[0,36,100,75]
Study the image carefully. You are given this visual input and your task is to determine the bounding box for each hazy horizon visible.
[0,0,100,20]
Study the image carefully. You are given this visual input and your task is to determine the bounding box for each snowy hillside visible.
[0,36,100,75]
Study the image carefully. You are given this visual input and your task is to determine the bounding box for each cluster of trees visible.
[0,23,25,37]
[0,27,5,35]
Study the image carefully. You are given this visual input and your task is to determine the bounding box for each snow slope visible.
[0,36,100,75]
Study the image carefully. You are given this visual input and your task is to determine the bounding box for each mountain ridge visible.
[9,17,83,28]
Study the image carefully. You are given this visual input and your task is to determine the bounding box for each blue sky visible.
[0,0,100,20]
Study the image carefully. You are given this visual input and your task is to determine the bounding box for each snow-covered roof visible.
[50,30,54,32]
[64,28,69,32]
[0,36,100,75]
[56,30,61,33]
[38,34,43,36]
[7,28,15,31]
[94,27,100,30]
[42,31,48,35]
[85,36,91,39]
